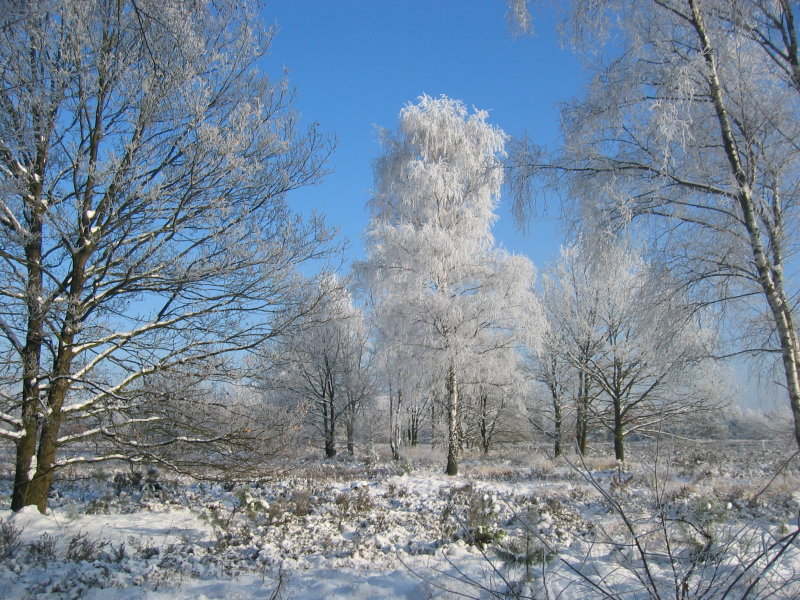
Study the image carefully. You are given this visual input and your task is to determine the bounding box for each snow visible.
[27,456,37,482]
[0,441,799,599]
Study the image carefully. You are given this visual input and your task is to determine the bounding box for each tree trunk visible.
[25,317,82,510]
[446,363,459,476]
[346,419,355,456]
[480,392,490,454]
[553,395,563,458]
[29,283,84,511]
[576,402,587,455]
[11,433,36,511]
[688,0,800,451]
[12,345,41,511]
[389,382,401,461]
[29,412,60,513]
[325,433,337,458]
[430,397,438,449]
[11,199,45,512]
[576,371,590,455]
[613,396,625,462]
[324,391,336,458]
[29,382,68,511]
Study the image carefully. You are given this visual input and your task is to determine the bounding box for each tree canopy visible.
[0,0,335,512]
[359,95,542,475]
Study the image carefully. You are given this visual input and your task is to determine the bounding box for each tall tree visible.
[359,95,542,475]
[0,0,335,512]
[507,0,800,448]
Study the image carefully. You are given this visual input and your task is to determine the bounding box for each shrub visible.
[442,483,504,549]
[112,471,143,496]
[334,486,374,521]
[0,518,22,559]
[65,531,110,562]
[26,532,57,564]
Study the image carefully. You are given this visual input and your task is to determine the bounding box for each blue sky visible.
[261,1,584,270]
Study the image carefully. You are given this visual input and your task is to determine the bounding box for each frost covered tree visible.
[538,244,605,455]
[581,241,723,460]
[529,311,574,458]
[266,278,371,458]
[507,0,800,449]
[339,313,375,456]
[381,341,430,461]
[456,331,532,454]
[0,0,335,512]
[542,237,724,460]
[359,95,542,475]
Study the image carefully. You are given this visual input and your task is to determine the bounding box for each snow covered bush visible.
[440,483,505,549]
[453,446,800,599]
[0,518,22,559]
[25,532,57,565]
[0,439,796,599]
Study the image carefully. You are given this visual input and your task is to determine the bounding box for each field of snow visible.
[1,440,798,599]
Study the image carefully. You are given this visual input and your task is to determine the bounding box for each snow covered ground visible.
[1,441,798,599]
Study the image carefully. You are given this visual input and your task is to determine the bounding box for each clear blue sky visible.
[261,1,584,270]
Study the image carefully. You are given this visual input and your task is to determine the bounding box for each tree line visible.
[1,0,797,512]
[264,95,731,473]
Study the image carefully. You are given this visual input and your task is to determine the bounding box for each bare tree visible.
[340,315,376,456]
[529,325,573,458]
[384,349,412,462]
[357,280,426,462]
[542,238,724,461]
[366,299,439,461]
[507,0,800,448]
[265,278,371,459]
[461,341,532,455]
[538,242,606,455]
[119,376,303,482]
[585,239,722,460]
[0,0,335,512]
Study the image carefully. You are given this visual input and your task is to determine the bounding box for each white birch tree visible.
[359,95,542,475]
[0,0,335,512]
[507,0,800,449]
